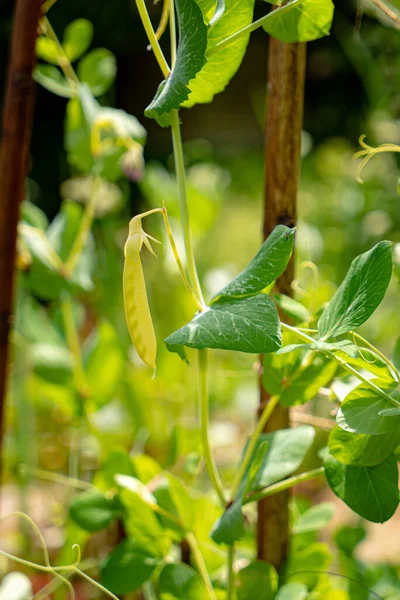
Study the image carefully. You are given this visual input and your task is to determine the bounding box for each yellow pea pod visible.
[123,216,160,372]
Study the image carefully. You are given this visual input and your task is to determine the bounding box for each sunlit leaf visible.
[263,0,334,43]
[328,425,400,467]
[292,502,335,534]
[63,19,94,62]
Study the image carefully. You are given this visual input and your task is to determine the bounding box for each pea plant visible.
[2,0,400,598]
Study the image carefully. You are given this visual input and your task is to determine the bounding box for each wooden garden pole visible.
[0,0,43,470]
[257,35,306,569]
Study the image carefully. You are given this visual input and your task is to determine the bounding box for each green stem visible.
[209,0,307,56]
[42,17,79,84]
[281,323,400,407]
[169,0,177,67]
[19,464,95,491]
[170,110,205,306]
[186,532,217,600]
[351,331,400,382]
[135,0,171,78]
[230,395,280,501]
[64,176,100,276]
[227,545,235,600]
[198,350,226,505]
[61,295,89,400]
[243,467,325,505]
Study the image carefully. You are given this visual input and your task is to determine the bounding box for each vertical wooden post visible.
[0,0,43,468]
[257,37,307,569]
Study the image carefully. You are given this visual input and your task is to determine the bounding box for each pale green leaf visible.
[63,19,94,61]
[34,64,74,98]
[184,0,256,107]
[159,563,207,599]
[318,241,393,339]
[286,543,332,589]
[263,0,334,43]
[237,561,278,600]
[277,340,359,358]
[292,502,335,534]
[78,48,117,96]
[329,425,400,467]
[36,36,60,64]
[275,583,308,600]
[324,450,399,523]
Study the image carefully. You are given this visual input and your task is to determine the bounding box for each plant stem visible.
[351,330,399,382]
[243,467,325,505]
[19,464,95,491]
[281,323,400,407]
[227,545,235,600]
[209,0,307,56]
[186,532,217,600]
[198,350,226,505]
[41,17,79,84]
[230,395,280,501]
[61,295,89,400]
[64,176,100,276]
[135,0,170,78]
[370,0,400,27]
[169,0,177,67]
[170,110,205,306]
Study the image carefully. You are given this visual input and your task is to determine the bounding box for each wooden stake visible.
[257,37,306,569]
[0,0,43,467]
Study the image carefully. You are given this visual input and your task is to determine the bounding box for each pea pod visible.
[123,215,160,371]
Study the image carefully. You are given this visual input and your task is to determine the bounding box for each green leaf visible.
[191,495,224,572]
[159,563,207,599]
[166,474,195,530]
[101,539,161,594]
[183,0,256,107]
[19,223,68,301]
[277,340,359,358]
[318,241,393,339]
[69,491,121,532]
[337,381,400,435]
[96,449,136,489]
[78,48,116,96]
[36,37,60,64]
[248,426,315,491]
[145,0,207,123]
[212,225,295,302]
[263,350,336,407]
[292,502,335,534]
[84,322,124,408]
[165,294,281,355]
[33,65,74,98]
[30,343,73,385]
[324,450,399,523]
[211,496,244,545]
[263,0,334,44]
[275,583,308,600]
[63,19,94,62]
[328,425,400,467]
[237,561,278,600]
[286,543,332,589]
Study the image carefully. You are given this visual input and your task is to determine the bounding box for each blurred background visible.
[1,0,400,597]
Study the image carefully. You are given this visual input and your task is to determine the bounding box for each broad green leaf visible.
[211,496,244,545]
[328,425,400,467]
[165,294,281,355]
[159,563,207,599]
[33,65,74,98]
[263,350,336,407]
[212,225,295,302]
[19,223,68,300]
[0,573,32,600]
[145,0,207,124]
[272,293,309,324]
[36,37,60,64]
[237,561,278,600]
[324,450,399,523]
[337,381,400,435]
[263,0,334,43]
[63,19,94,62]
[101,539,161,594]
[84,322,124,408]
[275,583,308,600]
[78,48,116,96]
[183,0,256,107]
[277,340,358,358]
[248,426,315,490]
[119,486,170,555]
[47,201,95,293]
[292,502,335,534]
[318,241,393,339]
[69,491,121,532]
[30,343,73,385]
[286,543,332,589]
